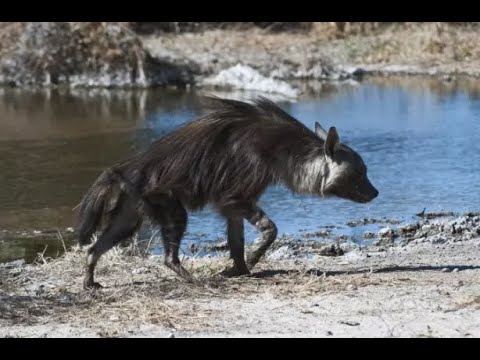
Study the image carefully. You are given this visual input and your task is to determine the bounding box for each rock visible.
[0,22,193,88]
[398,223,419,235]
[131,267,149,275]
[378,227,395,238]
[302,230,331,239]
[267,246,296,260]
[203,240,229,252]
[452,268,459,273]
[0,259,25,268]
[342,66,366,78]
[442,74,452,82]
[168,332,175,338]
[202,64,299,98]
[427,235,448,244]
[374,237,394,247]
[421,225,432,232]
[317,245,345,257]
[363,231,376,239]
[339,320,360,326]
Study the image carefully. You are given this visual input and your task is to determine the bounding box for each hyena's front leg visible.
[245,205,278,270]
[221,217,250,277]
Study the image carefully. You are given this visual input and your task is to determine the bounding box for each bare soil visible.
[1,227,479,338]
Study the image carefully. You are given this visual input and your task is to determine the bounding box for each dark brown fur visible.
[76,96,378,289]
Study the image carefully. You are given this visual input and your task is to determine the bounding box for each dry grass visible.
[0,241,386,330]
[454,296,480,311]
[145,22,480,79]
[307,22,480,65]
[339,23,480,65]
[2,234,480,337]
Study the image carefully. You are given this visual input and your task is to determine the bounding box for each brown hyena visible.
[76,96,378,289]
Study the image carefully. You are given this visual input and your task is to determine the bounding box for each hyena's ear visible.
[325,127,340,158]
[315,122,328,140]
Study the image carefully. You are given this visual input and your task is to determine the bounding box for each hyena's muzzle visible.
[349,176,379,203]
[335,175,379,204]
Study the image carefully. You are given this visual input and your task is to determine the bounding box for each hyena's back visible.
[115,97,320,212]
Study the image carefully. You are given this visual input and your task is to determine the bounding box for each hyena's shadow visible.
[250,264,480,279]
[90,264,480,289]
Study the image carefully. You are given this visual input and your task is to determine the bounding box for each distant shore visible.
[2,23,480,95]
[142,23,480,98]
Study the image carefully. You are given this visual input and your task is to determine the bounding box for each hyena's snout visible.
[355,177,379,203]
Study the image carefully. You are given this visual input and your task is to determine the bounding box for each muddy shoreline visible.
[2,210,477,263]
[1,213,479,337]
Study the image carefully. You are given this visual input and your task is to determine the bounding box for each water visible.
[1,77,480,262]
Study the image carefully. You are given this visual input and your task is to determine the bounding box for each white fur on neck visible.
[293,156,328,194]
[323,156,349,191]
[293,155,349,196]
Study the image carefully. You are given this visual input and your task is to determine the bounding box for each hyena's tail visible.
[75,169,125,246]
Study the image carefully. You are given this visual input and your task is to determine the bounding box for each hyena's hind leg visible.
[147,194,192,281]
[244,205,278,271]
[84,197,142,289]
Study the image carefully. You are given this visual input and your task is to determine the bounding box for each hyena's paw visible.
[245,254,261,271]
[220,264,251,277]
[165,262,196,283]
[83,281,103,290]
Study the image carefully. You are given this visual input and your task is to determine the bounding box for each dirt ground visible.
[1,226,479,337]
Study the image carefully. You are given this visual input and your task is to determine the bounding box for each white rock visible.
[202,64,299,98]
[132,267,149,275]
[267,246,295,261]
[378,227,394,238]
[422,225,431,232]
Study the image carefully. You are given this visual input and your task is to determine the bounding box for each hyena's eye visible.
[354,167,365,178]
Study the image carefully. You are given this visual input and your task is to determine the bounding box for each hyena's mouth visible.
[344,187,379,204]
[355,190,379,203]
[355,197,372,204]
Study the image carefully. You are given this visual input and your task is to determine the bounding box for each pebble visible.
[378,227,394,238]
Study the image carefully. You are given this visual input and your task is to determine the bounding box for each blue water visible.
[1,78,480,261]
[143,82,480,246]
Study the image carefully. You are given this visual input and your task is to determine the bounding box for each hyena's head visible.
[315,122,378,204]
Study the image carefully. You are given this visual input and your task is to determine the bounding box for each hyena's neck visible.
[288,153,329,195]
